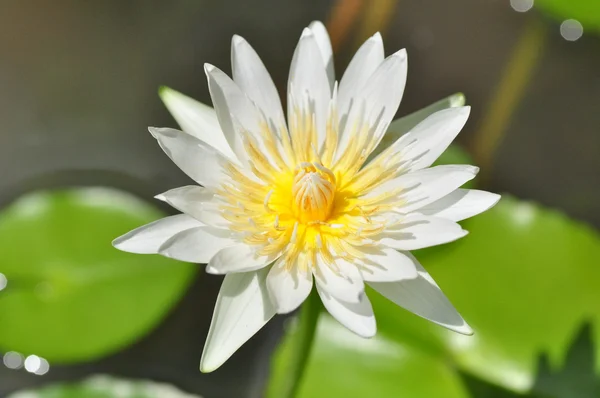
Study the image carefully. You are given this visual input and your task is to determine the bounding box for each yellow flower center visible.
[216,105,406,270]
[292,162,336,224]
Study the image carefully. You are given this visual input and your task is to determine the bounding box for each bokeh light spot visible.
[560,19,583,41]
[510,0,534,12]
[3,351,24,369]
[24,355,41,373]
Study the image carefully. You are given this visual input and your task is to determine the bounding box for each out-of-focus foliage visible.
[267,145,600,398]
[536,0,600,32]
[403,195,600,392]
[0,188,196,363]
[268,315,471,398]
[532,323,600,398]
[7,375,202,398]
[463,323,599,397]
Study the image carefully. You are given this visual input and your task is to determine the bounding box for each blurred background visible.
[0,0,599,397]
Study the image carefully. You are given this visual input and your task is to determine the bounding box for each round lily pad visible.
[0,187,196,363]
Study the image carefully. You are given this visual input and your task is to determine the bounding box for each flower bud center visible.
[292,162,336,223]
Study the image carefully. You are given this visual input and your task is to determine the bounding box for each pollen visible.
[292,162,336,223]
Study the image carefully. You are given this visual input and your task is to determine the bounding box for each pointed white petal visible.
[379,214,468,251]
[267,258,313,314]
[200,268,275,372]
[365,165,479,213]
[206,245,275,274]
[288,28,331,150]
[369,260,472,335]
[308,21,334,89]
[337,48,407,162]
[387,93,466,136]
[231,35,286,128]
[337,32,384,120]
[314,255,364,303]
[158,226,235,263]
[159,87,236,161]
[149,127,229,189]
[112,214,201,254]
[417,189,501,222]
[356,247,419,282]
[371,93,465,160]
[205,64,261,165]
[317,285,376,338]
[397,165,479,213]
[398,106,471,172]
[155,186,230,228]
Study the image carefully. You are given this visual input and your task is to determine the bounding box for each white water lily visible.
[113,21,499,373]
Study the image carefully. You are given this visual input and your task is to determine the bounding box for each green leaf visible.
[532,322,600,397]
[0,188,196,363]
[268,194,600,396]
[7,375,202,398]
[267,316,472,398]
[369,196,600,392]
[535,0,600,33]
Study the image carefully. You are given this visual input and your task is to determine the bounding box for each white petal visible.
[369,261,472,335]
[159,87,236,161]
[379,214,468,251]
[288,28,331,150]
[365,165,479,214]
[112,214,201,254]
[149,127,228,189]
[200,268,275,372]
[317,285,376,338]
[418,189,501,222]
[308,21,334,89]
[371,93,465,160]
[355,247,420,282]
[337,32,384,120]
[397,165,479,213]
[205,64,261,165]
[397,106,471,172]
[231,35,286,128]
[159,227,235,263]
[358,246,418,282]
[206,245,275,274]
[336,48,407,162]
[313,255,364,303]
[267,258,313,314]
[155,186,230,228]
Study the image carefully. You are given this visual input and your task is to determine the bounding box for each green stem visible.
[280,289,321,398]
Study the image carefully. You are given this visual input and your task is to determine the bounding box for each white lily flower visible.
[113,21,500,373]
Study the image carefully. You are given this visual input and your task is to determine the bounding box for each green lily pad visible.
[7,375,202,398]
[406,196,600,392]
[535,0,600,33]
[267,315,471,398]
[268,192,600,396]
[0,188,196,363]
